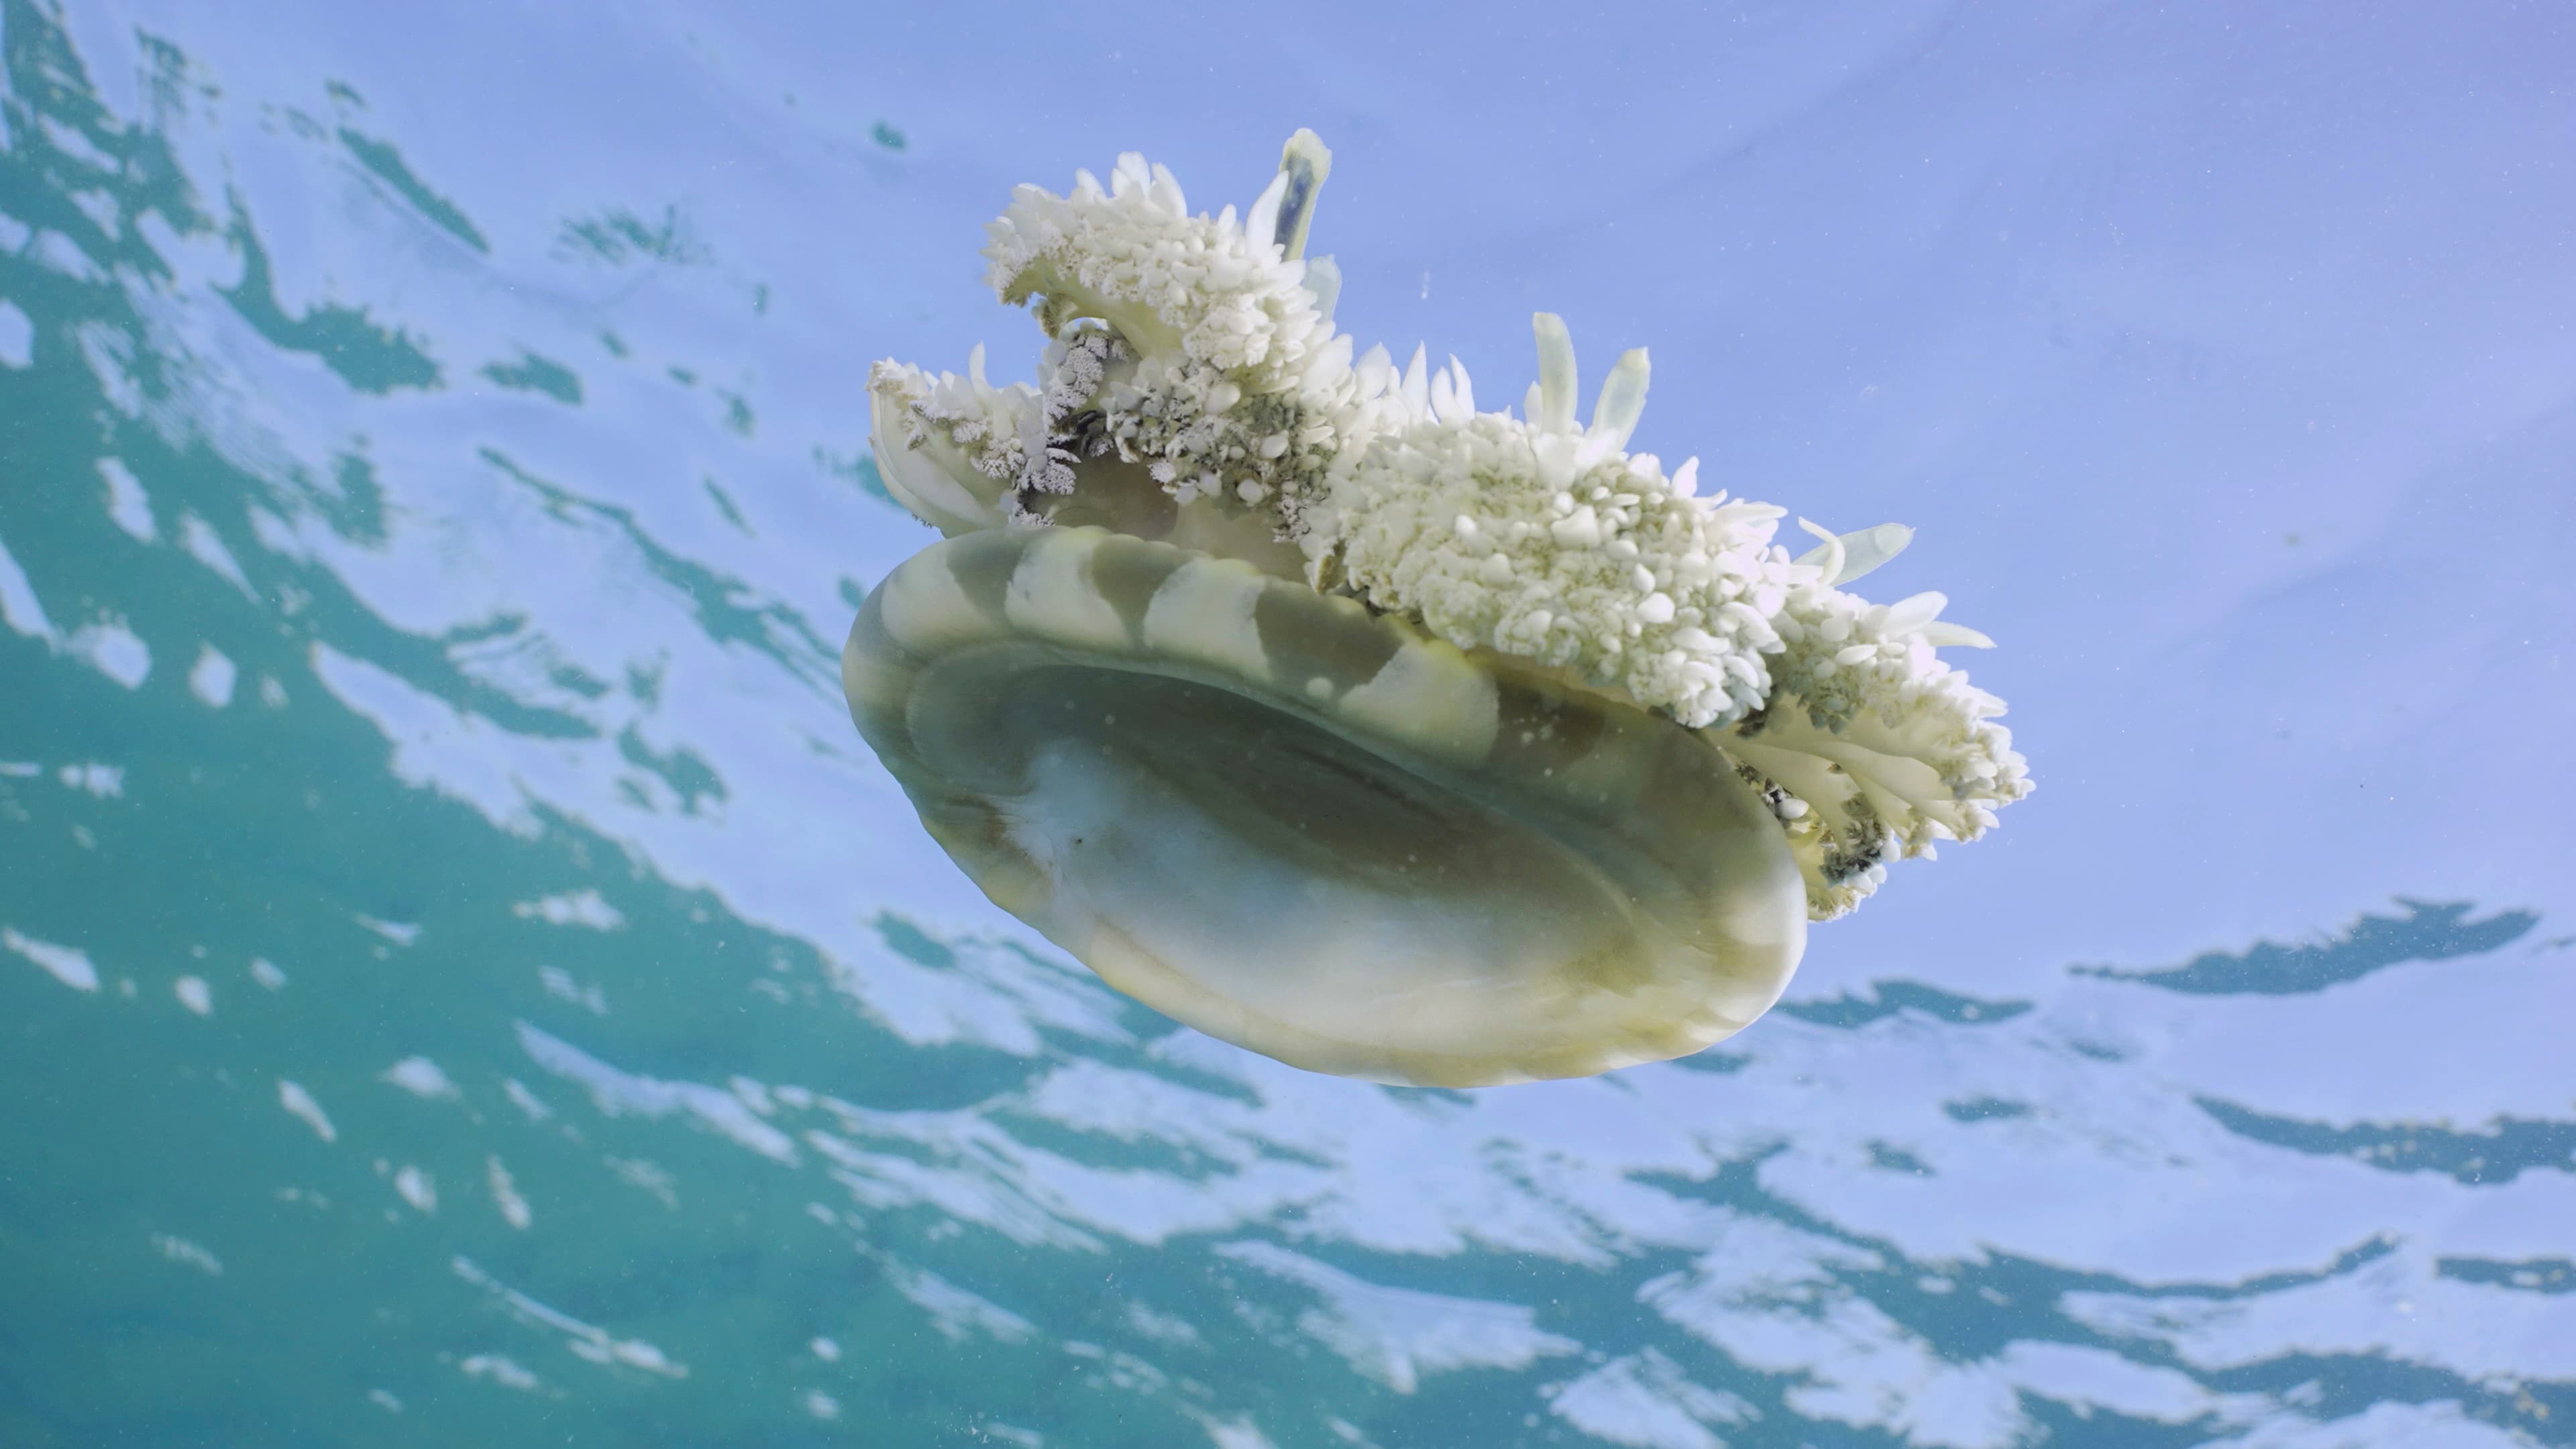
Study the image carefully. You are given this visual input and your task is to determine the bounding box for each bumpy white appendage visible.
[1314,414,1799,731]
[981,150,1340,390]
[972,139,1419,544]
[1309,314,1813,731]
[866,352,1038,537]
[1721,557,2031,918]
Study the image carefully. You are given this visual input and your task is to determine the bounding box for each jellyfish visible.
[846,132,2030,1086]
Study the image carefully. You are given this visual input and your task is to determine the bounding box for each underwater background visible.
[3,1,2571,1444]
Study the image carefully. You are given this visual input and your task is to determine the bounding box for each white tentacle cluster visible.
[1736,525,2031,918]
[863,133,2031,919]
[865,345,1035,534]
[1309,325,1796,733]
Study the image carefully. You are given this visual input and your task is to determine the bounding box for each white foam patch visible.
[800,1108,1118,1252]
[513,889,625,930]
[69,620,150,688]
[5,927,99,992]
[356,915,421,946]
[729,1076,775,1116]
[2208,1400,2532,1448]
[246,506,306,563]
[58,763,122,797]
[277,1079,337,1142]
[1201,1418,1278,1449]
[1986,1342,2229,1426]
[0,533,53,641]
[189,645,236,706]
[393,1165,437,1213]
[150,1232,223,1276]
[1126,1303,1199,1346]
[606,1157,677,1207]
[63,195,115,245]
[36,107,115,169]
[452,1256,688,1378]
[73,315,133,412]
[820,930,1130,1059]
[538,965,606,1014]
[0,298,31,369]
[892,1265,1035,1344]
[179,514,257,599]
[380,1056,457,1099]
[312,643,554,837]
[516,1021,798,1164]
[2063,1243,2576,1388]
[1636,1212,2025,1448]
[487,1156,533,1230]
[99,458,154,541]
[501,1078,553,1122]
[1548,1351,1749,1449]
[459,1354,541,1391]
[1214,1241,1577,1394]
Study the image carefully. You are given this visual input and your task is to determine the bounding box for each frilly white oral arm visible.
[865,349,1036,536]
[980,141,1342,389]
[1723,566,2029,918]
[957,131,1439,550]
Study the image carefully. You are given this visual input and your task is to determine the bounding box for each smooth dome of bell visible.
[843,526,1809,1086]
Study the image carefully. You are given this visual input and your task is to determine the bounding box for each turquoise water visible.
[5,3,2573,1445]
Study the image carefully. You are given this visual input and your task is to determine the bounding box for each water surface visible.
[3,3,2571,1445]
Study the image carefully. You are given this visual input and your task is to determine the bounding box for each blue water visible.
[3,2,2572,1444]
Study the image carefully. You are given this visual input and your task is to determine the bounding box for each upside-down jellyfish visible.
[845,131,2030,1086]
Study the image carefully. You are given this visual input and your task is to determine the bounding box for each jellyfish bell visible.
[846,131,2030,1085]
[846,526,1807,1085]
